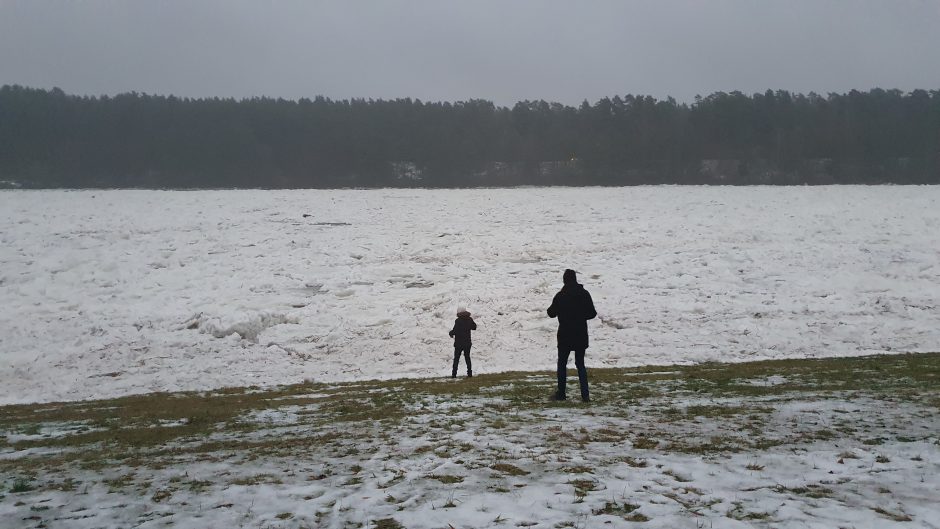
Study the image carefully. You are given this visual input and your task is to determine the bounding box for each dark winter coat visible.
[547,283,597,350]
[449,314,477,348]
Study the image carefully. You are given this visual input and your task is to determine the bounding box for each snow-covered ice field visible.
[1,186,939,405]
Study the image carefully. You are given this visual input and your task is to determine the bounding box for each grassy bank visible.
[1,353,938,528]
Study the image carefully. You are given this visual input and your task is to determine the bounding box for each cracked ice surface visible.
[1,186,939,404]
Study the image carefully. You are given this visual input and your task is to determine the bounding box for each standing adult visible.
[449,307,476,378]
[547,269,597,401]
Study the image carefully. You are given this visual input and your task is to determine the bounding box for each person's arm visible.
[449,320,456,337]
[547,295,558,318]
[584,292,597,320]
[470,318,477,330]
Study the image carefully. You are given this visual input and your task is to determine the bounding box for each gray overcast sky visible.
[2,0,939,106]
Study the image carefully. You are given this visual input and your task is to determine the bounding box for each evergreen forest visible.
[1,85,938,188]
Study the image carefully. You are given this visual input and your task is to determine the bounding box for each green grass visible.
[0,352,937,483]
[10,478,34,493]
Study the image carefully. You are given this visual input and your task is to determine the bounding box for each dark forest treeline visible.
[1,84,938,188]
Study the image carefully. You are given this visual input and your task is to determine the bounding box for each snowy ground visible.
[1,186,939,405]
[1,354,937,528]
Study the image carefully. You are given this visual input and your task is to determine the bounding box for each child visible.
[448,307,477,378]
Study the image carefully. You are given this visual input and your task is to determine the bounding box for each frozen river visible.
[2,186,939,404]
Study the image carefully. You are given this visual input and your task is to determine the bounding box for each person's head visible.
[563,269,577,285]
[457,306,470,317]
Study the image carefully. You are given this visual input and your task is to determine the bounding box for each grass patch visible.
[685,405,765,418]
[103,473,135,492]
[427,474,463,484]
[666,434,747,454]
[0,350,937,519]
[727,503,772,521]
[632,435,658,450]
[568,478,597,494]
[774,484,833,499]
[872,507,913,522]
[10,478,34,493]
[231,474,281,486]
[151,488,173,503]
[593,501,641,517]
[622,456,648,468]
[561,465,593,474]
[663,469,692,482]
[492,463,529,476]
[19,423,41,436]
[49,478,77,492]
[187,479,213,493]
[591,427,626,442]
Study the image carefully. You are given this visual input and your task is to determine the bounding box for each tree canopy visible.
[1,85,938,188]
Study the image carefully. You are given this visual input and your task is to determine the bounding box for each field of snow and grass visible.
[0,354,937,528]
[1,186,939,405]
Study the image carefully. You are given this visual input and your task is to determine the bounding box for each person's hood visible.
[563,268,577,285]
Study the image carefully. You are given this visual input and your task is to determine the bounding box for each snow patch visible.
[745,375,790,386]
[184,311,299,342]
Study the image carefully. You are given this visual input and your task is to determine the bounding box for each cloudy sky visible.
[2,0,939,106]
